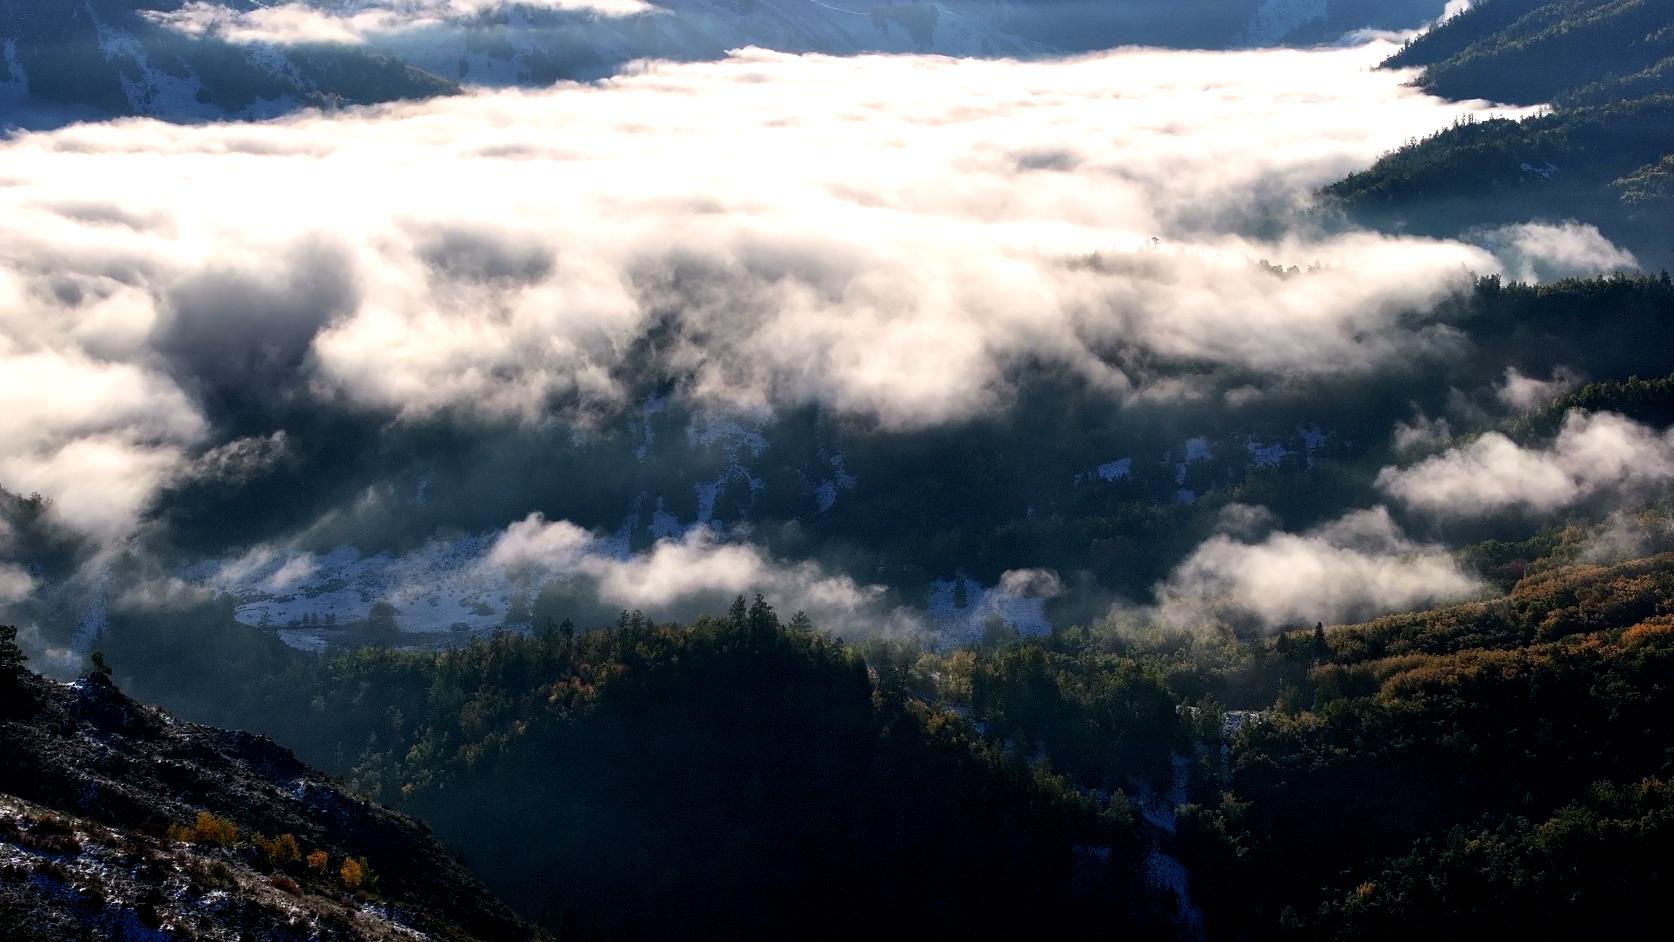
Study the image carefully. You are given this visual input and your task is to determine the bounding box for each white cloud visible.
[1392,413,1453,453]
[485,513,918,634]
[1155,506,1483,631]
[997,567,1063,598]
[1576,510,1674,564]
[484,513,595,575]
[0,562,35,603]
[1495,366,1578,411]
[1378,411,1674,518]
[0,39,1533,537]
[1474,222,1639,284]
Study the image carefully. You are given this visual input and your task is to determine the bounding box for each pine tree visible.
[0,625,23,672]
[747,594,777,640]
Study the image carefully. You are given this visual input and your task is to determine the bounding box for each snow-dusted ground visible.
[186,408,872,647]
[84,5,302,120]
[1096,457,1133,482]
[926,575,1051,641]
[1171,436,1213,504]
[686,415,770,527]
[811,450,857,512]
[1246,439,1291,468]
[1243,0,1328,45]
[325,0,1047,86]
[189,533,522,648]
[1133,753,1207,937]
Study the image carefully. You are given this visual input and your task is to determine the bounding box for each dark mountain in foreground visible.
[0,636,538,942]
[95,605,1180,939]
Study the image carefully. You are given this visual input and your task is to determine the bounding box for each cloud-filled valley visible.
[0,30,1654,648]
[11,5,1674,938]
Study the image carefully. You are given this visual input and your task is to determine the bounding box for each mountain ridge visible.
[0,637,539,941]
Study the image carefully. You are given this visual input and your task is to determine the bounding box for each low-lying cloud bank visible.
[1154,506,1483,631]
[1469,222,1639,284]
[486,513,919,633]
[0,40,1572,547]
[1379,411,1674,518]
[165,513,922,639]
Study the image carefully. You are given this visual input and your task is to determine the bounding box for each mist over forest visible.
[3,1,1674,939]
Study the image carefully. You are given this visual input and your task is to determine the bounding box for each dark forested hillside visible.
[93,603,1178,939]
[1331,0,1674,266]
[72,494,1674,938]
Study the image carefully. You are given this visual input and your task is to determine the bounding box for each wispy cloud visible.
[1378,411,1674,518]
[1154,506,1483,632]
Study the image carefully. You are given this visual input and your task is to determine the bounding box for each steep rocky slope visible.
[0,650,539,941]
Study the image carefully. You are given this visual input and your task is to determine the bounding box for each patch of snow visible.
[1170,436,1213,490]
[1146,849,1207,939]
[926,575,1052,640]
[1096,457,1133,481]
[814,480,839,512]
[684,415,769,525]
[694,480,722,525]
[648,497,684,538]
[1243,0,1328,44]
[810,449,858,512]
[89,10,221,121]
[202,533,521,640]
[688,416,768,457]
[1133,753,1191,834]
[276,629,328,652]
[1246,440,1289,468]
[635,394,666,461]
[1146,849,1190,898]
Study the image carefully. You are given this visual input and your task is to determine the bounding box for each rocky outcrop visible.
[0,664,539,941]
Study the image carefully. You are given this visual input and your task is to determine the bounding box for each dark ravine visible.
[0,651,540,941]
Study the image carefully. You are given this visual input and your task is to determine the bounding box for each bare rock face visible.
[0,665,541,941]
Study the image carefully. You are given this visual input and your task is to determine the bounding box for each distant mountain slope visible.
[0,642,537,941]
[1329,0,1674,266]
[345,0,1047,87]
[1388,0,1674,104]
[0,0,458,126]
[2,1,1457,125]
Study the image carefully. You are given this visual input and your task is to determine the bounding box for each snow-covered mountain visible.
[0,0,458,126]
[3,0,1453,124]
